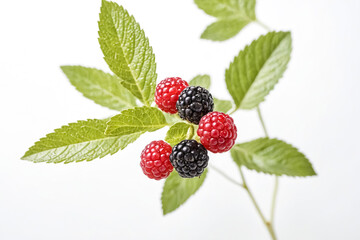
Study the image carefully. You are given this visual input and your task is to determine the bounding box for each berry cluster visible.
[140,77,237,180]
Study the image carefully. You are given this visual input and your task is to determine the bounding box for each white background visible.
[1,0,359,239]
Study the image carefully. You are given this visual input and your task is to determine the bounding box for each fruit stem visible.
[256,106,279,239]
[270,176,279,223]
[239,167,277,240]
[186,125,195,139]
[256,106,269,138]
[255,19,271,31]
[209,164,244,187]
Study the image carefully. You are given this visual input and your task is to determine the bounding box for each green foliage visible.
[61,66,137,111]
[195,0,256,41]
[165,122,193,146]
[98,0,157,106]
[231,138,316,176]
[226,31,292,110]
[162,112,181,125]
[201,18,250,41]
[21,119,141,163]
[22,0,316,227]
[161,169,207,215]
[189,74,211,89]
[213,98,234,113]
[105,106,168,136]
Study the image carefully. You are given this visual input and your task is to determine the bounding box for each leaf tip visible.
[162,207,169,216]
[309,168,317,176]
[20,148,32,161]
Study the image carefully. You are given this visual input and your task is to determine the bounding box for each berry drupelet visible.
[155,77,189,114]
[170,140,209,178]
[140,140,173,180]
[176,86,214,124]
[197,112,237,153]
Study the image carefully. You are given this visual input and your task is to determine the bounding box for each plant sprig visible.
[22,1,316,239]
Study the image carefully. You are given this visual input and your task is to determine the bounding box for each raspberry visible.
[197,112,237,153]
[140,140,173,180]
[155,77,189,114]
[169,140,209,178]
[176,86,214,124]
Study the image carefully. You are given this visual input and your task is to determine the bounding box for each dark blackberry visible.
[169,140,209,178]
[176,86,214,124]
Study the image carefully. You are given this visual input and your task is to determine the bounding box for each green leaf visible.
[213,97,234,113]
[194,0,256,18]
[189,74,211,89]
[21,119,141,164]
[201,18,249,41]
[162,112,181,125]
[105,106,168,136]
[195,0,256,41]
[165,122,194,146]
[161,169,207,215]
[61,66,137,111]
[98,0,157,106]
[225,31,292,110]
[231,138,316,176]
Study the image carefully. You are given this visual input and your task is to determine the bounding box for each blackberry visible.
[176,86,214,124]
[169,140,209,178]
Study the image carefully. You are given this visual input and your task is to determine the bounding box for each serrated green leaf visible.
[201,18,249,41]
[195,0,256,41]
[165,122,193,146]
[189,74,211,89]
[195,0,256,19]
[21,119,141,164]
[213,97,234,113]
[61,66,137,111]
[161,169,207,215]
[98,0,157,106]
[226,31,292,110]
[231,138,316,176]
[105,106,168,136]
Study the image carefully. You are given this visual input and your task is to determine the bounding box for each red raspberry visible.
[155,77,189,114]
[197,112,237,153]
[140,140,173,180]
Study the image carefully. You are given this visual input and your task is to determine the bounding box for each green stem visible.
[270,176,279,223]
[256,19,271,31]
[256,106,279,239]
[239,167,277,240]
[256,106,269,137]
[210,164,243,187]
[186,125,195,139]
[229,108,237,115]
